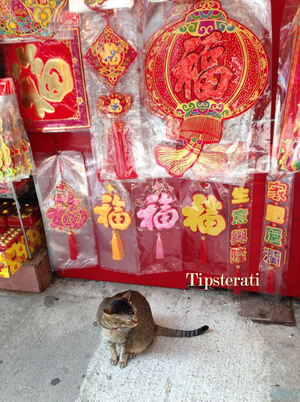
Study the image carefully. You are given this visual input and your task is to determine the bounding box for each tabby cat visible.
[97,290,209,368]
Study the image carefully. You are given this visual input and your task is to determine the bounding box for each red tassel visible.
[112,122,138,179]
[266,268,274,294]
[156,232,164,259]
[68,231,79,261]
[97,129,116,181]
[233,265,241,295]
[200,236,207,263]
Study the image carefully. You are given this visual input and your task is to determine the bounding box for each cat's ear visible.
[122,291,131,301]
[104,307,115,315]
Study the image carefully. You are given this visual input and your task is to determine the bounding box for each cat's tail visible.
[154,324,209,338]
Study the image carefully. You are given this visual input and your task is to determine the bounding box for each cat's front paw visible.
[118,360,127,369]
[109,357,118,366]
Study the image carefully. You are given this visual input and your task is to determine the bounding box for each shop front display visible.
[1,0,300,298]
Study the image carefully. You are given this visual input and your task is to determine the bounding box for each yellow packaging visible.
[0,218,45,278]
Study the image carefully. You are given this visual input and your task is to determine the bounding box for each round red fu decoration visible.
[144,0,269,178]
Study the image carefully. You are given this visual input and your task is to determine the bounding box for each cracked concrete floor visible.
[0,278,300,402]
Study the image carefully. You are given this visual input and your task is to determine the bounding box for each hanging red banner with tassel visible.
[84,11,138,180]
[229,178,253,295]
[260,174,295,295]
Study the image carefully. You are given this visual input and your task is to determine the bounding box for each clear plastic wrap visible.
[272,3,300,173]
[132,178,182,274]
[81,9,145,181]
[85,153,139,275]
[35,151,98,270]
[0,78,35,182]
[259,173,295,296]
[141,0,272,184]
[227,176,254,295]
[181,179,229,279]
[0,1,68,43]
[1,27,91,132]
[81,1,271,184]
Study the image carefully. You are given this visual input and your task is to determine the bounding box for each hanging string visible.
[52,132,60,153]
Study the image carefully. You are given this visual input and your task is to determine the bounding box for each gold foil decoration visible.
[38,59,74,102]
[14,44,74,118]
[21,76,55,118]
[11,63,21,81]
[14,44,37,69]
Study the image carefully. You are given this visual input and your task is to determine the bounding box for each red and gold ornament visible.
[144,0,269,179]
[2,27,91,132]
[45,180,90,261]
[84,11,138,180]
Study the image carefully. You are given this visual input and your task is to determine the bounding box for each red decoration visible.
[84,0,107,12]
[84,13,138,180]
[0,0,67,40]
[233,266,241,295]
[182,191,226,263]
[137,189,179,260]
[277,11,300,172]
[45,180,90,261]
[97,93,131,119]
[229,181,252,295]
[84,24,137,91]
[2,27,91,132]
[144,0,269,179]
[266,268,274,294]
[261,177,291,293]
[111,122,137,180]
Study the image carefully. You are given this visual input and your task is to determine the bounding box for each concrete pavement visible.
[1,278,300,402]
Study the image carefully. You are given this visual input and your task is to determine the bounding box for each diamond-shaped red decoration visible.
[84,25,138,90]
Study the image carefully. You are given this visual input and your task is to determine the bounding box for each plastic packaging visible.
[182,179,229,279]
[132,178,182,274]
[35,151,98,270]
[141,0,272,184]
[81,8,147,181]
[259,173,295,296]
[85,153,139,275]
[272,3,300,173]
[0,78,35,182]
[0,1,68,42]
[228,176,254,295]
[1,27,91,132]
